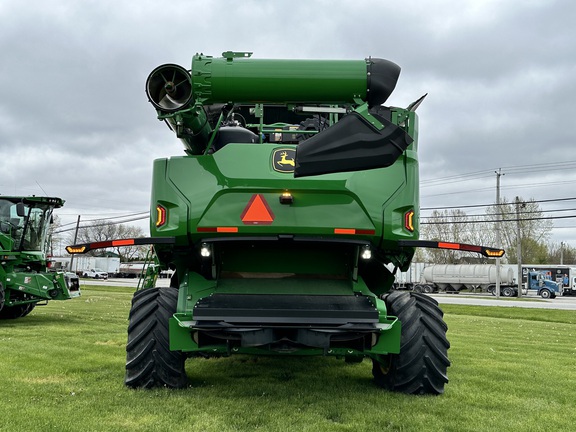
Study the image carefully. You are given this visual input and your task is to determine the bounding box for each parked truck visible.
[51,256,120,277]
[413,264,561,298]
[75,257,119,277]
[521,265,576,296]
[67,52,504,394]
[75,256,118,277]
[117,262,145,278]
[520,267,563,298]
[1,196,80,319]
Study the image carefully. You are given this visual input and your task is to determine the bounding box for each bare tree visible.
[419,209,492,264]
[547,242,576,265]
[71,220,148,261]
[419,197,554,264]
[48,214,63,256]
[485,198,552,264]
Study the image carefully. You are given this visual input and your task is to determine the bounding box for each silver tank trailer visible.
[421,264,514,291]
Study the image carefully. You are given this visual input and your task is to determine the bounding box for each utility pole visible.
[560,242,564,265]
[69,215,81,273]
[515,197,522,298]
[495,169,503,299]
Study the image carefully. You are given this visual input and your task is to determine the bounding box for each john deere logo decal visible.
[272,148,296,173]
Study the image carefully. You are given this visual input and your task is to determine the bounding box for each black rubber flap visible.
[366,58,401,107]
[294,112,413,178]
[193,294,379,324]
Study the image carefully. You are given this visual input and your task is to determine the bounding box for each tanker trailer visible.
[67,52,504,394]
[416,264,517,296]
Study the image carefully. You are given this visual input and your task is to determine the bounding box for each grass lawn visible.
[1,285,575,432]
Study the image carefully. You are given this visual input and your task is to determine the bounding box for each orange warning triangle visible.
[241,194,275,225]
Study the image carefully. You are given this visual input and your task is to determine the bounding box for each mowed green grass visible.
[1,286,575,432]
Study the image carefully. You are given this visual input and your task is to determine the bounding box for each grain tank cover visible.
[191,53,400,106]
[146,53,401,111]
[366,58,402,107]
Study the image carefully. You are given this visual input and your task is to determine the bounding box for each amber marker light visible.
[66,246,86,254]
[279,191,294,205]
[156,205,167,227]
[404,209,415,232]
[484,248,505,258]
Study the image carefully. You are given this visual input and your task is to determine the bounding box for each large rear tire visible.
[297,117,329,142]
[124,287,188,389]
[0,283,4,312]
[372,291,450,395]
[0,302,36,319]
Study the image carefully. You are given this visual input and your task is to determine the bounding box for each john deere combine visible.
[1,196,80,319]
[68,52,503,394]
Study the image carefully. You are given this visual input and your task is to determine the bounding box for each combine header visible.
[68,52,503,394]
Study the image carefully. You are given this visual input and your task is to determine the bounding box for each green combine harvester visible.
[1,196,80,319]
[68,52,503,394]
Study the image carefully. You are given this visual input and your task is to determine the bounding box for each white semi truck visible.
[51,256,120,278]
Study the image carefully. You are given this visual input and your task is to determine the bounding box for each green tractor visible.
[1,196,80,319]
[68,52,503,394]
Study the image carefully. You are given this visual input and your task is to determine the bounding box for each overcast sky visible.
[1,0,575,250]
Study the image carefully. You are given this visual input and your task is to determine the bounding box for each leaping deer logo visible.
[272,148,296,173]
[278,151,295,167]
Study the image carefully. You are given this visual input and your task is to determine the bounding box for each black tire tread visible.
[0,302,35,319]
[124,287,188,389]
[0,283,4,312]
[372,290,450,395]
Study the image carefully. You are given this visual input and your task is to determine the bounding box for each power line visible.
[422,178,576,198]
[53,215,149,234]
[420,214,576,225]
[421,196,576,211]
[58,210,149,218]
[421,170,495,186]
[56,211,149,228]
[422,207,576,221]
[421,160,576,186]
